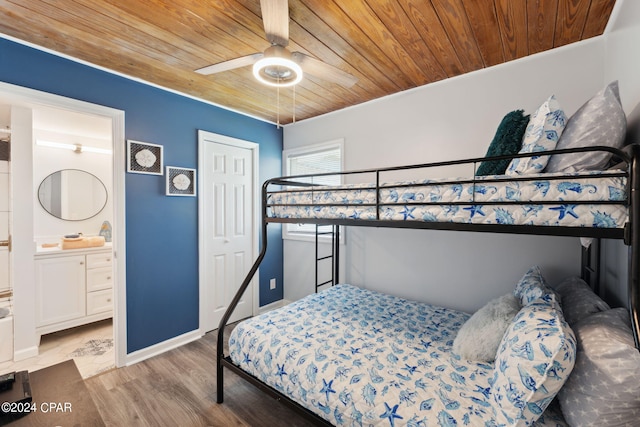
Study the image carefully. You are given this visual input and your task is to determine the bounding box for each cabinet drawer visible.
[87,289,113,315]
[86,252,113,269]
[87,267,113,292]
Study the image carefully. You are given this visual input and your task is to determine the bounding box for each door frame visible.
[0,81,126,368]
[197,130,260,334]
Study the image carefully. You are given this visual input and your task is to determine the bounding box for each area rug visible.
[69,339,114,357]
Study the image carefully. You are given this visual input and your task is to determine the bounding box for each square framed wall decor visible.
[127,140,164,175]
[166,166,196,196]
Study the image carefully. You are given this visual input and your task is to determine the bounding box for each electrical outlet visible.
[270,278,276,290]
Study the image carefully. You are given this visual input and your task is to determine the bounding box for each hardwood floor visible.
[84,323,320,426]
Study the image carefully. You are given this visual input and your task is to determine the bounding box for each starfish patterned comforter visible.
[228,284,569,426]
[267,170,627,228]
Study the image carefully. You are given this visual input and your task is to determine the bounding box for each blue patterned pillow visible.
[513,266,554,306]
[507,95,567,175]
[491,294,577,426]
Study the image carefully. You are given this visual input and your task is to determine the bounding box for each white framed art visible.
[166,166,196,196]
[127,140,163,175]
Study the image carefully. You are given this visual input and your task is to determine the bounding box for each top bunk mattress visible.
[267,170,628,229]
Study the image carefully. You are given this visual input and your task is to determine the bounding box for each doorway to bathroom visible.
[0,82,126,376]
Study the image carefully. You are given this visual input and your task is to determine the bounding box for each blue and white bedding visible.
[267,170,627,229]
[229,284,569,426]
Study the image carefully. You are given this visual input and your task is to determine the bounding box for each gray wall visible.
[282,0,640,313]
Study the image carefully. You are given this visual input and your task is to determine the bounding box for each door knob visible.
[0,235,10,251]
[224,238,230,243]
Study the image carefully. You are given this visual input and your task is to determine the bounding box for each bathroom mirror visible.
[38,169,108,221]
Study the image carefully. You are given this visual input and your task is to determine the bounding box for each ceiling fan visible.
[195,0,358,88]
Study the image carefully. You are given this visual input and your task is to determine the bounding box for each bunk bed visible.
[216,143,640,427]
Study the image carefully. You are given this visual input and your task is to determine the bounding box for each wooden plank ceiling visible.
[0,0,616,125]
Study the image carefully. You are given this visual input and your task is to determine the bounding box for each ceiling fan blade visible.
[292,52,358,88]
[261,0,289,46]
[195,53,263,75]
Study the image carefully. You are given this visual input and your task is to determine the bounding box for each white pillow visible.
[452,293,520,362]
[507,95,567,175]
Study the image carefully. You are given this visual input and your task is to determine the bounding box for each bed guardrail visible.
[267,145,630,188]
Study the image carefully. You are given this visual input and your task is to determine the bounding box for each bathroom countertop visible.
[35,241,113,256]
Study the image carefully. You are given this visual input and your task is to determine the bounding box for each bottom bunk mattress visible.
[228,284,569,426]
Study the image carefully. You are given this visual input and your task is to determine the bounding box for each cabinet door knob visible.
[107,276,112,280]
[106,258,111,262]
[80,261,84,265]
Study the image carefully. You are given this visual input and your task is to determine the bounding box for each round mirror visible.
[38,169,108,221]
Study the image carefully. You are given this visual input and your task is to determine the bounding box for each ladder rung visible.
[316,225,336,292]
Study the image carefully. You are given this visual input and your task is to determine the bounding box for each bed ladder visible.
[315,224,340,292]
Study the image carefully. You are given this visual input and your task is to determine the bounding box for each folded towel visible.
[61,236,105,250]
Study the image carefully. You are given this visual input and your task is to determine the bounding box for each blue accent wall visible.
[0,38,284,353]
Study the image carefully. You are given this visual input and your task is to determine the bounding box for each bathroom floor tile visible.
[0,319,114,379]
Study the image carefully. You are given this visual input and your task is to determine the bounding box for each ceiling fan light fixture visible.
[253,54,303,87]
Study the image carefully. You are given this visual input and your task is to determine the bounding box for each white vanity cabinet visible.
[35,247,113,338]
[35,254,86,327]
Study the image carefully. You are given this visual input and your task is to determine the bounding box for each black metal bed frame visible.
[215,145,640,425]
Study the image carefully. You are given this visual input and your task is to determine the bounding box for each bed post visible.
[628,144,640,350]
[334,224,340,285]
[216,180,271,403]
[581,238,600,294]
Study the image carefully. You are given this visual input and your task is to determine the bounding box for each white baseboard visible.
[122,300,293,368]
[14,346,39,362]
[258,299,291,315]
[124,329,202,366]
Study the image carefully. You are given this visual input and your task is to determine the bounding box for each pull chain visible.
[276,80,280,129]
[292,84,296,124]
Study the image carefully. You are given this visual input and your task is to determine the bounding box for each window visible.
[282,139,343,241]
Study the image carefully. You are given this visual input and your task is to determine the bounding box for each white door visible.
[201,137,256,331]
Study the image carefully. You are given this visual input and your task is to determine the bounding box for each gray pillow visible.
[452,293,520,362]
[558,308,640,427]
[545,81,627,173]
[553,276,610,326]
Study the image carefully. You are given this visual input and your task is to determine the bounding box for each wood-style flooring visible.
[84,323,320,426]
